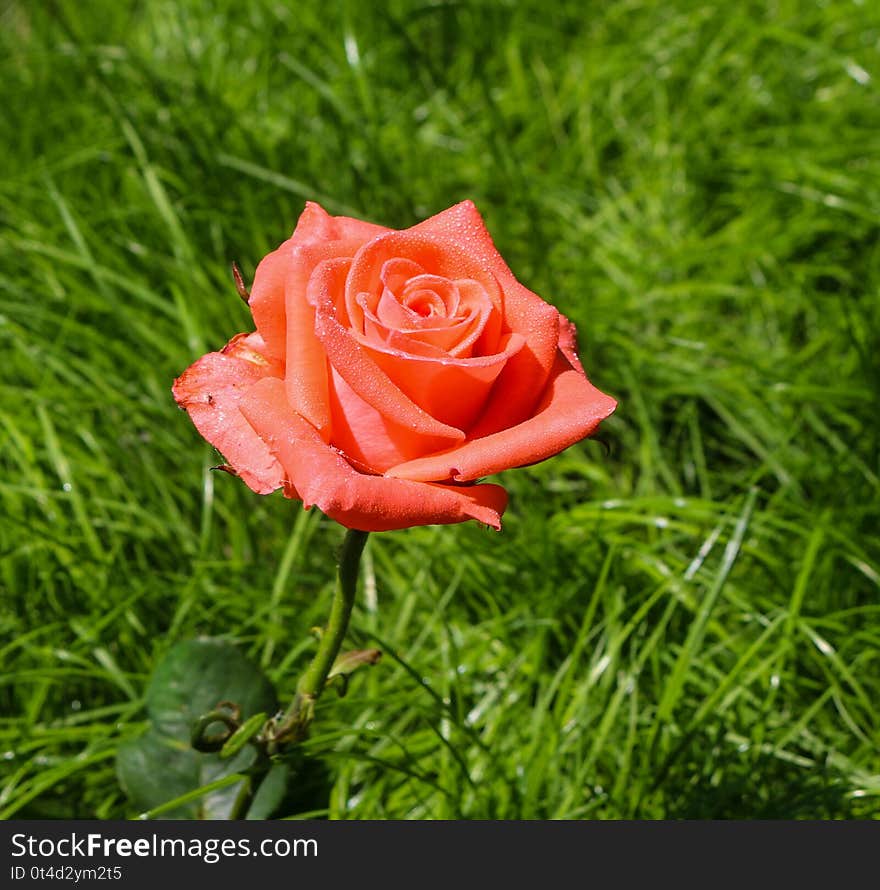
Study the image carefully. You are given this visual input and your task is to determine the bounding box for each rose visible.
[173,200,616,532]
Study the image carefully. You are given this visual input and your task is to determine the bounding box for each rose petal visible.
[380,257,426,295]
[407,200,561,435]
[558,311,585,373]
[345,229,504,319]
[363,277,495,358]
[239,378,508,532]
[304,201,390,245]
[248,245,290,363]
[400,275,458,317]
[452,279,501,357]
[307,258,466,445]
[364,299,484,354]
[348,258,427,332]
[364,310,485,358]
[386,351,617,483]
[328,368,456,474]
[282,243,348,441]
[250,202,390,363]
[358,332,525,431]
[172,332,286,495]
[361,322,452,359]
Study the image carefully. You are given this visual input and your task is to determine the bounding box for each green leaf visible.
[116,638,278,819]
[117,730,256,819]
[245,756,333,820]
[245,762,291,820]
[146,638,276,739]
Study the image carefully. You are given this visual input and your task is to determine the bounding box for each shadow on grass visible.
[272,753,334,820]
[657,748,862,820]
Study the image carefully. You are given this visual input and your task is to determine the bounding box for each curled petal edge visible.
[171,332,287,495]
[239,377,508,533]
[386,351,617,483]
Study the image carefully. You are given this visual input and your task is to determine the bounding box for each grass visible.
[1,0,879,819]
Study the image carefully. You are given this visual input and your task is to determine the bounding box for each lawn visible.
[1,0,878,819]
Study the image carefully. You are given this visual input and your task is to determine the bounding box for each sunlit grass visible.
[0,0,878,819]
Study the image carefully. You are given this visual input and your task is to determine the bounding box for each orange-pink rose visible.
[173,201,616,531]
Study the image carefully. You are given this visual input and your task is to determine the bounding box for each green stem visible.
[269,528,369,750]
[228,774,255,821]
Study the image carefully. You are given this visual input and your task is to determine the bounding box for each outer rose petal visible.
[296,201,391,246]
[408,200,561,435]
[386,351,617,483]
[248,246,290,362]
[249,202,390,363]
[171,332,286,495]
[239,378,508,532]
[558,311,585,373]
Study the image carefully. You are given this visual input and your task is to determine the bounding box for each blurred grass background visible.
[1,0,879,819]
